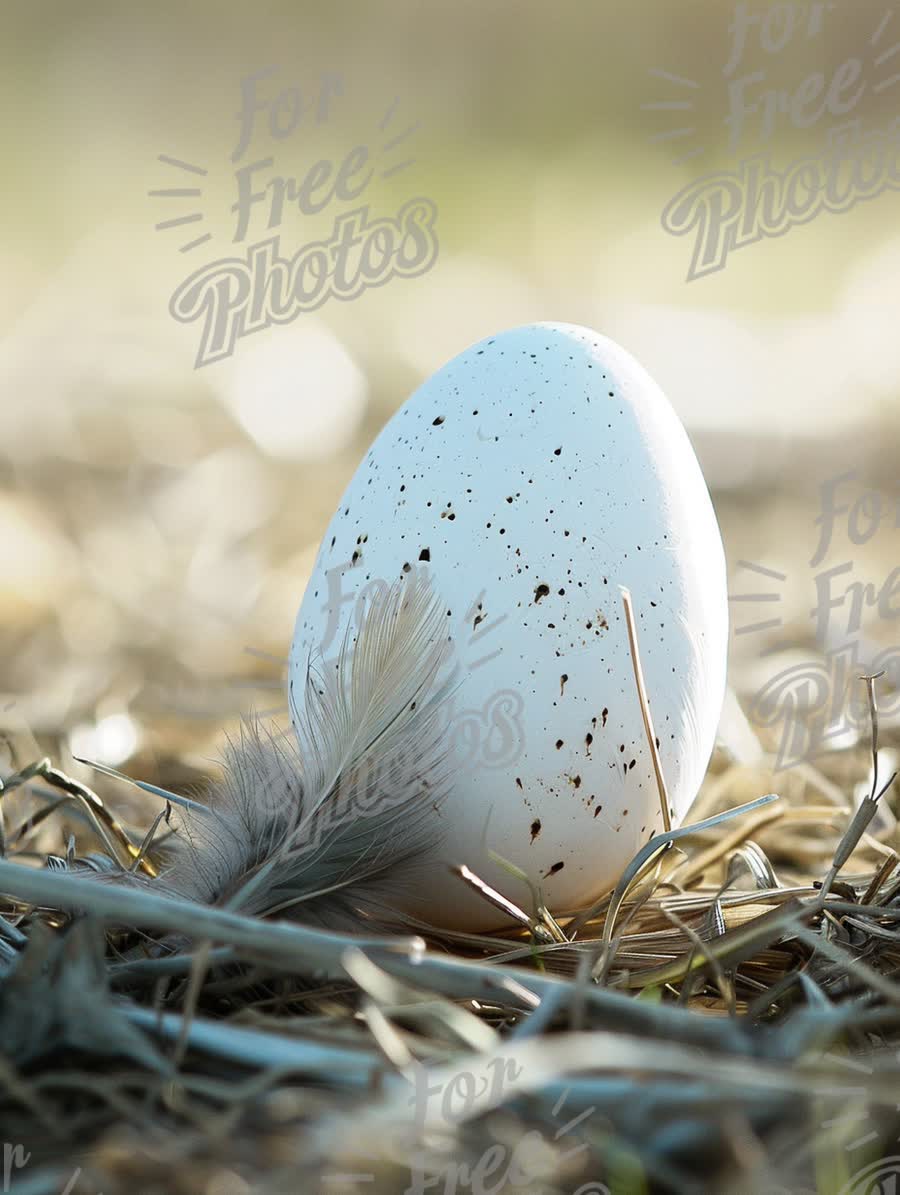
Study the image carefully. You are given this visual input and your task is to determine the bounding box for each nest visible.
[0,647,899,1195]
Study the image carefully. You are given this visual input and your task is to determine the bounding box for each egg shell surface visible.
[289,322,728,930]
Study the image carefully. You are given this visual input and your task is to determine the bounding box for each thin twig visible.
[620,585,671,832]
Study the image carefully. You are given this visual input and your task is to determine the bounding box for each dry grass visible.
[0,673,899,1195]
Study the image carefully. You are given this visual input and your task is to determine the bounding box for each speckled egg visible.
[289,323,728,930]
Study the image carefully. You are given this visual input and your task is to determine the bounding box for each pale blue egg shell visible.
[289,322,728,929]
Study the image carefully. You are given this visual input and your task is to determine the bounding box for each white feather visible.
[156,570,463,930]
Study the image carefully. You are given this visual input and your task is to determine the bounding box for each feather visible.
[153,569,465,931]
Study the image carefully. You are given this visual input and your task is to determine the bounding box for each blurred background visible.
[0,0,898,809]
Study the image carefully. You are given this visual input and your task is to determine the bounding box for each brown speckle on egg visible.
[289,321,728,930]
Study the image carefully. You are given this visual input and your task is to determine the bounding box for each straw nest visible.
[0,655,899,1195]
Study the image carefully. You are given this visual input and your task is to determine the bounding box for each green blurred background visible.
[0,0,898,797]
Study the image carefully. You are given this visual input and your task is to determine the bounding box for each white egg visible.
[289,323,728,930]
